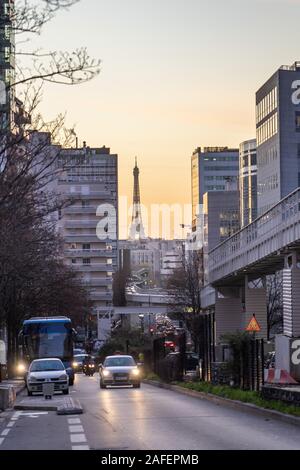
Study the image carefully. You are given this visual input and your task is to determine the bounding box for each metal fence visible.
[209,187,300,283]
[210,338,265,391]
[0,363,7,383]
[197,313,215,382]
[241,338,265,391]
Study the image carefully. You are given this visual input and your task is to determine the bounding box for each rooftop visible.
[280,61,300,72]
[193,147,239,155]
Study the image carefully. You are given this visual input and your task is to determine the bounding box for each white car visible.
[26,358,69,396]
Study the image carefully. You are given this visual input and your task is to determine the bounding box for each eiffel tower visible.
[129,157,146,240]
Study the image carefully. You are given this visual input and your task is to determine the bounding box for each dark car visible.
[72,354,90,373]
[185,352,200,371]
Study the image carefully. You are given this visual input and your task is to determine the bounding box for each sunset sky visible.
[27,0,300,236]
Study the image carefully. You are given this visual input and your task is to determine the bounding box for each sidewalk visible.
[1,378,26,396]
[0,378,26,412]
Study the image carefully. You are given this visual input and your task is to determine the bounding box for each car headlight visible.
[17,363,26,373]
[58,374,68,380]
[103,369,111,377]
[72,362,78,367]
[28,375,37,382]
[131,368,140,376]
[89,364,94,368]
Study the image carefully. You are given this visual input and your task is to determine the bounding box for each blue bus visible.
[19,317,75,385]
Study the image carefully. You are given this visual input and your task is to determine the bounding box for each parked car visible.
[26,358,69,396]
[99,355,141,389]
[185,352,200,371]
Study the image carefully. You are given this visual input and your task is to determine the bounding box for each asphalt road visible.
[1,374,300,450]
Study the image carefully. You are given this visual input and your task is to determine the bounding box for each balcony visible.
[65,235,117,243]
[65,249,113,257]
[72,264,112,272]
[89,292,113,301]
[64,220,99,229]
[83,278,112,287]
[63,206,99,215]
[61,191,116,199]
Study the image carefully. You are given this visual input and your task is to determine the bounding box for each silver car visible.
[26,358,69,396]
[99,355,141,389]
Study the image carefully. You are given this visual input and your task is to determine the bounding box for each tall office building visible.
[239,139,257,227]
[256,61,300,215]
[0,0,15,132]
[191,147,239,230]
[202,188,239,285]
[57,145,118,319]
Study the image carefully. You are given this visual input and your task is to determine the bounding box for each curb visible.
[15,384,26,396]
[14,397,83,415]
[14,403,58,411]
[143,379,300,427]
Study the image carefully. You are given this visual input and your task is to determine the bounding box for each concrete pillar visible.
[283,252,300,337]
[214,276,268,343]
[215,286,243,342]
[243,276,268,339]
[275,252,300,380]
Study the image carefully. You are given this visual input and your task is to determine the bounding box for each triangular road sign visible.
[246,314,261,332]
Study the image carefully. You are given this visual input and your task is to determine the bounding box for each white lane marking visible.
[1,429,11,436]
[68,418,81,425]
[70,433,87,443]
[18,412,48,416]
[0,438,4,446]
[11,417,18,421]
[69,425,84,433]
[6,422,15,428]
[72,445,90,451]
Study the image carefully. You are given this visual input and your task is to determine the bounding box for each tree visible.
[0,0,100,371]
[166,250,203,348]
[266,272,283,340]
[0,192,92,373]
[97,327,152,362]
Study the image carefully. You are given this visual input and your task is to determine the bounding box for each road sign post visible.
[246,314,261,333]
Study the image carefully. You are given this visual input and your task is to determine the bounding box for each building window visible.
[82,243,90,250]
[71,259,77,264]
[82,200,90,207]
[83,258,91,265]
[296,112,300,132]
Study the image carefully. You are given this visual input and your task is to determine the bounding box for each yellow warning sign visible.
[246,315,261,332]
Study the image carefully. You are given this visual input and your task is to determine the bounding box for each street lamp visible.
[138,314,145,334]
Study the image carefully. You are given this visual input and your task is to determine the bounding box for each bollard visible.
[43,383,54,400]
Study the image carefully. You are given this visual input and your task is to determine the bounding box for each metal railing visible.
[208,187,300,283]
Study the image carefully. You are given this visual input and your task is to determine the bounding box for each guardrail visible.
[208,187,300,283]
[0,363,7,383]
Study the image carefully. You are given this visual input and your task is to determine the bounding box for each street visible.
[1,375,300,450]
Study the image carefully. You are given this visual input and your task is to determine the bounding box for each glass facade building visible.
[239,139,257,227]
[256,62,300,215]
[191,147,239,230]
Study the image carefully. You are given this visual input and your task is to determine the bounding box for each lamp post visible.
[138,314,145,334]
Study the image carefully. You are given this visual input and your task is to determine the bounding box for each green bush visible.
[174,381,300,417]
